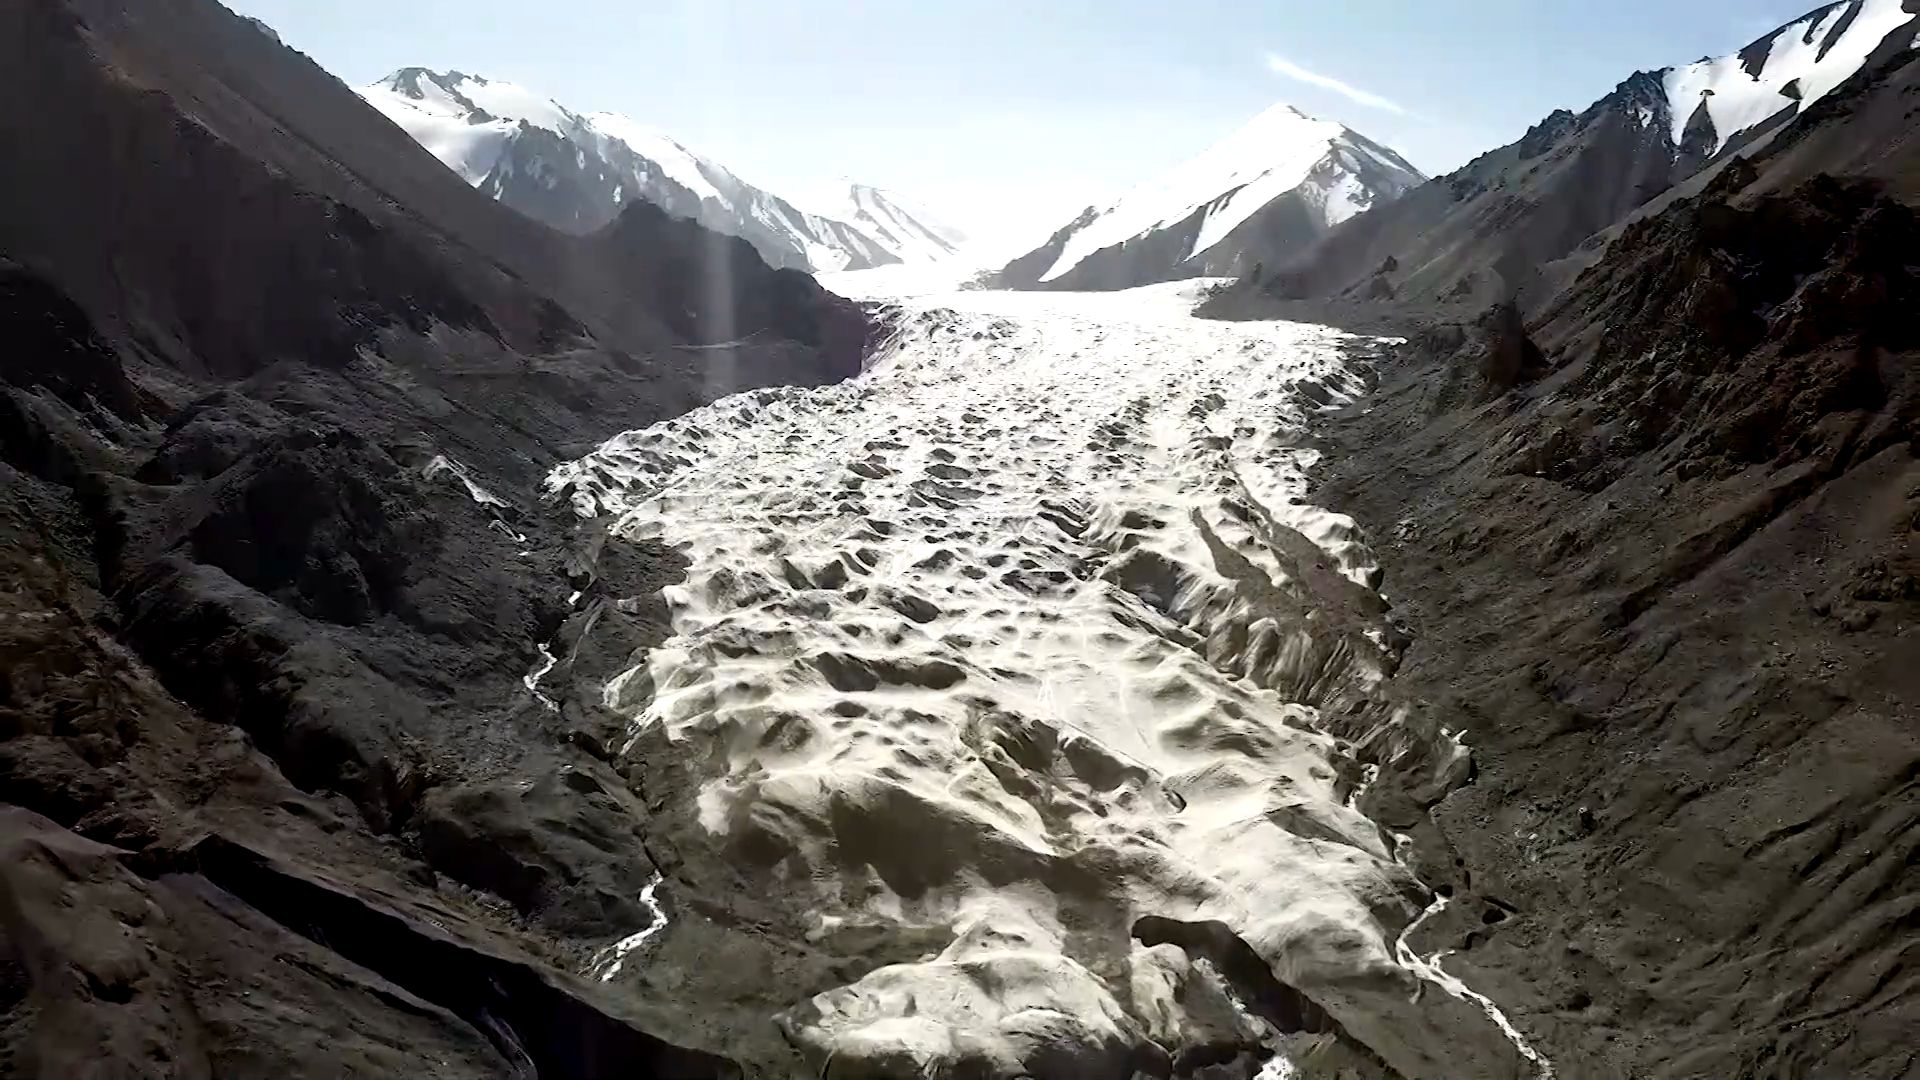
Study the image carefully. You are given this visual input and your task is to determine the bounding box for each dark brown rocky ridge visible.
[1223,30,1920,1079]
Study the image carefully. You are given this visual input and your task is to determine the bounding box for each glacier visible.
[545,281,1546,1078]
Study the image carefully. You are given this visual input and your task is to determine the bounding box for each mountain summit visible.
[1244,0,1920,308]
[996,103,1424,290]
[361,68,953,273]
[811,182,970,264]
[1661,0,1918,160]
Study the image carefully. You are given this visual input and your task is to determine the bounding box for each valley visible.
[0,0,1914,1077]
[543,281,1523,1077]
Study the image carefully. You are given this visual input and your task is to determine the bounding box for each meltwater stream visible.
[547,282,1548,1078]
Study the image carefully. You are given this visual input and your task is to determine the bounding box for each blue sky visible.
[231,0,1802,246]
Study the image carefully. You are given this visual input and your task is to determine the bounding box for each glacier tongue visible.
[547,282,1539,1078]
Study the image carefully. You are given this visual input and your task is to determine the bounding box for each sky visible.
[229,0,1807,251]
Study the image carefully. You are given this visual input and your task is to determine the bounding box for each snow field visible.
[1662,0,1918,154]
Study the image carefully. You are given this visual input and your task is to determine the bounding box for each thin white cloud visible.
[1264,53,1407,115]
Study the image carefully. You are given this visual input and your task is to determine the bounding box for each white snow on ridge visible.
[1304,163,1376,230]
[361,76,520,185]
[1042,105,1337,282]
[842,183,969,263]
[453,75,574,135]
[799,181,972,265]
[1183,113,1358,259]
[363,70,727,201]
[1039,104,1421,283]
[362,70,958,270]
[583,110,731,208]
[1662,0,1917,153]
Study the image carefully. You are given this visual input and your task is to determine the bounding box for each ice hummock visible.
[543,280,1547,1076]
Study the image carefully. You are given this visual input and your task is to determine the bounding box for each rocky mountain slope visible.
[1206,13,1920,1077]
[0,0,868,1074]
[1242,0,1920,309]
[362,69,936,272]
[995,104,1424,291]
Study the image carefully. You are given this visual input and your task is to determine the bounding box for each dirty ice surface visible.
[547,280,1542,1076]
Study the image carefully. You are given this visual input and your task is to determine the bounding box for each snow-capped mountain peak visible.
[377,68,574,134]
[361,69,943,272]
[1660,0,1918,156]
[364,68,555,187]
[804,182,970,264]
[998,101,1424,291]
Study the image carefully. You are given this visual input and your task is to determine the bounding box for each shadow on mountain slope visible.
[0,0,875,1075]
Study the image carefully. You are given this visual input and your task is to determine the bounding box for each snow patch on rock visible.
[1661,0,1918,154]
